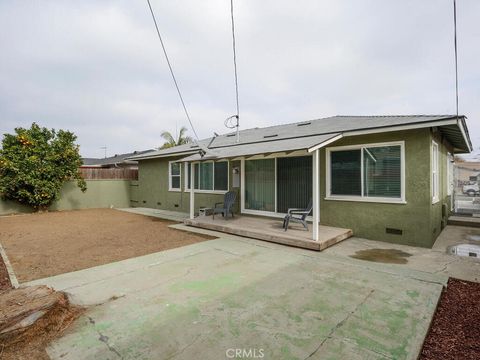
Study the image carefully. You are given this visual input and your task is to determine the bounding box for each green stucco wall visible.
[135,157,239,214]
[137,128,452,248]
[0,180,131,216]
[320,128,451,248]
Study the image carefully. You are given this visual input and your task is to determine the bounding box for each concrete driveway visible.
[23,224,472,360]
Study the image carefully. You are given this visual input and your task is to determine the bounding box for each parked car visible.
[463,182,480,196]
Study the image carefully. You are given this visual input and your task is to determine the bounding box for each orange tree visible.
[0,123,87,210]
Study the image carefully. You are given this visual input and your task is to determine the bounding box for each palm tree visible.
[160,126,193,149]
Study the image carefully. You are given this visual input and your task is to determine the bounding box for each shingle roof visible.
[127,115,471,161]
[82,150,154,166]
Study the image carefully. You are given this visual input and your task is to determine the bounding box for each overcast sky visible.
[0,0,478,158]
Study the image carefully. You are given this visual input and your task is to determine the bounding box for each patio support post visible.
[189,162,195,219]
[312,149,320,241]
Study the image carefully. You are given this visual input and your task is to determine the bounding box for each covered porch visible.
[184,214,352,251]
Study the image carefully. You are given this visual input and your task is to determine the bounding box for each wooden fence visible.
[79,167,138,180]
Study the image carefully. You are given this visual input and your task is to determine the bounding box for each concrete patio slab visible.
[117,207,189,222]
[25,234,451,360]
[184,215,353,251]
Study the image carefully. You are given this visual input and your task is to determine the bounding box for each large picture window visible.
[327,142,404,202]
[185,161,228,192]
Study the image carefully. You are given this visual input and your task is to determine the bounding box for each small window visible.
[169,162,181,191]
[432,141,439,203]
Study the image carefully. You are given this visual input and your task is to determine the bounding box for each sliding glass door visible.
[244,159,275,212]
[244,156,312,214]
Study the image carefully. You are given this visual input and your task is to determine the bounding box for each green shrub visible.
[0,123,87,210]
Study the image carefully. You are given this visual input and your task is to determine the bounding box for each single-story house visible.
[127,115,472,248]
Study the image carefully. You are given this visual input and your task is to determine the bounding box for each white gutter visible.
[457,118,473,152]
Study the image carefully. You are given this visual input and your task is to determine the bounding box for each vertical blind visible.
[277,156,312,213]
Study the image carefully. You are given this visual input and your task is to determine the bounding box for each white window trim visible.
[447,152,453,196]
[168,161,181,192]
[432,140,440,204]
[184,160,229,194]
[325,141,406,204]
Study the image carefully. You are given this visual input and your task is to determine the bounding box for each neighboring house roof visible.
[126,115,472,162]
[82,150,154,167]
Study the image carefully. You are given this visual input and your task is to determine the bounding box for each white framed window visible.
[168,161,181,191]
[325,141,405,204]
[432,140,439,204]
[447,152,453,196]
[184,161,229,193]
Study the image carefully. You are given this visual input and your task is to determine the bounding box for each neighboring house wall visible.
[0,180,131,216]
[137,128,452,247]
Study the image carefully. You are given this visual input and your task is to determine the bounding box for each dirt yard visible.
[0,209,215,282]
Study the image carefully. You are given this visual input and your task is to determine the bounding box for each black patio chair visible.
[213,191,237,219]
[283,199,313,231]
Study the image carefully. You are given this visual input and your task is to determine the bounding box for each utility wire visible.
[230,0,240,118]
[146,0,199,140]
[453,0,459,120]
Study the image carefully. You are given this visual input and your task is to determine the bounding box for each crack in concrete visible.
[340,337,394,359]
[433,257,460,274]
[164,333,202,360]
[87,316,123,359]
[212,247,243,257]
[297,252,448,287]
[56,249,210,294]
[304,289,375,359]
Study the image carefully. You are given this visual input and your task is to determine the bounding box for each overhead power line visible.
[228,0,241,142]
[230,0,240,118]
[146,0,199,140]
[453,0,459,119]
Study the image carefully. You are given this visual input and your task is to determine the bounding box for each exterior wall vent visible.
[263,134,278,139]
[227,133,236,137]
[297,122,311,126]
[386,227,402,235]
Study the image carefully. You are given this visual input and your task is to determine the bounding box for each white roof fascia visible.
[342,119,458,137]
[126,150,198,161]
[457,118,473,152]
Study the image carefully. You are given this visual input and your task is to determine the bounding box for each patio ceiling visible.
[178,132,342,162]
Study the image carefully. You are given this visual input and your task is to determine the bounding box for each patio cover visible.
[178,132,342,162]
